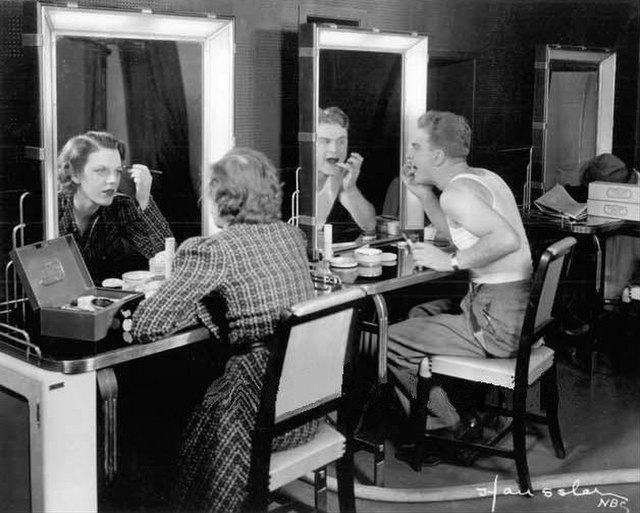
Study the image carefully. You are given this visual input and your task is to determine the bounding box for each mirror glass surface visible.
[56,37,202,243]
[318,49,402,242]
[39,6,234,281]
[298,24,428,253]
[546,63,599,187]
[530,46,615,201]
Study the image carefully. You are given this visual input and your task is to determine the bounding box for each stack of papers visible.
[534,184,587,220]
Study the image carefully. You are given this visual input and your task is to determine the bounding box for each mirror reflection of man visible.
[315,107,376,241]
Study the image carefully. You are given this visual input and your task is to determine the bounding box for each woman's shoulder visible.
[232,220,303,236]
[273,220,304,234]
[224,222,307,251]
[266,221,307,244]
[178,234,223,252]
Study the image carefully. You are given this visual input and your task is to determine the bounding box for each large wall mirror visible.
[38,5,234,245]
[298,23,428,252]
[528,45,616,206]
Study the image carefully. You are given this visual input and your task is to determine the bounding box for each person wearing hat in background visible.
[562,153,640,339]
[564,153,640,202]
[582,153,639,186]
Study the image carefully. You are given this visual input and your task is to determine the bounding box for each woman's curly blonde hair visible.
[57,131,126,196]
[209,148,282,224]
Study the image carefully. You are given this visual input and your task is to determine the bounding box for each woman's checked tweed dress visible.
[132,222,317,512]
[58,193,172,282]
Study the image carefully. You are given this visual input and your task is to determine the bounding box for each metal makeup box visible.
[587,181,640,221]
[10,235,144,341]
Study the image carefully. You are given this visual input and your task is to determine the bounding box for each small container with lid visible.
[354,247,383,266]
[122,270,154,291]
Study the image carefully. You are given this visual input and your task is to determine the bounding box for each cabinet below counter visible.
[0,326,212,513]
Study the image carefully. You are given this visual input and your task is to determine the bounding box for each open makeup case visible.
[10,235,143,342]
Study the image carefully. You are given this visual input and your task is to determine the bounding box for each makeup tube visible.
[323,224,333,260]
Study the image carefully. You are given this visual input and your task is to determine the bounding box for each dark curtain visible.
[119,40,197,243]
[56,38,109,144]
[84,41,108,131]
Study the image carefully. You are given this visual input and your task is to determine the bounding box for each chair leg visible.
[335,452,356,513]
[314,467,328,512]
[410,376,432,471]
[512,388,533,495]
[373,442,385,487]
[512,412,532,494]
[245,452,270,513]
[542,366,566,459]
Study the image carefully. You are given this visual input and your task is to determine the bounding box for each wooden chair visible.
[409,236,577,493]
[244,287,366,513]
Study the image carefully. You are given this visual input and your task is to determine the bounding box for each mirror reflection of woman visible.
[57,131,173,282]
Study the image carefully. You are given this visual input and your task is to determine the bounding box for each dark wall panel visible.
[419,0,637,199]
[1,0,638,287]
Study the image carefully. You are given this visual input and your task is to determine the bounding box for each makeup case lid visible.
[10,234,94,309]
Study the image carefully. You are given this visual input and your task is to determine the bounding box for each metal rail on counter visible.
[0,324,211,374]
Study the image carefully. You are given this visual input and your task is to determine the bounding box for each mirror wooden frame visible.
[297,23,428,255]
[527,44,616,208]
[37,3,235,238]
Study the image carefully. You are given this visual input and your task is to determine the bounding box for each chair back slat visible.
[516,236,576,381]
[248,286,364,512]
[534,255,565,330]
[525,236,577,337]
[275,308,354,422]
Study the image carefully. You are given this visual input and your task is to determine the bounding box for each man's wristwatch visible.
[450,252,461,272]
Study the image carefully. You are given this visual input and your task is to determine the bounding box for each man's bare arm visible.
[339,187,376,233]
[440,183,520,270]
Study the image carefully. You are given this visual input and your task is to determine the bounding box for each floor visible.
[277,319,640,513]
[101,310,640,513]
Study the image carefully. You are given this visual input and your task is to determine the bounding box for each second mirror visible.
[298,23,428,255]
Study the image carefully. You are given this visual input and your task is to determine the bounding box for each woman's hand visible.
[336,152,364,192]
[128,164,153,210]
[411,242,453,271]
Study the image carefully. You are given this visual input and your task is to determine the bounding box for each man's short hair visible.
[417,111,470,159]
[209,147,282,224]
[318,106,349,129]
[57,131,126,196]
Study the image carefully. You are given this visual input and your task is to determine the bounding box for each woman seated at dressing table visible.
[131,147,319,513]
[57,130,173,283]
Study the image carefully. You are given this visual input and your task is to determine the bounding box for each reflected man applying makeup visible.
[316,107,376,241]
[57,131,173,283]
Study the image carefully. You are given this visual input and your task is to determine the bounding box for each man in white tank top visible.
[388,111,533,452]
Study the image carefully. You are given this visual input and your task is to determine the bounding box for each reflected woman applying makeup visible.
[57,131,172,282]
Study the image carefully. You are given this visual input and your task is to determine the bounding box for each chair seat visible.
[420,344,555,389]
[269,420,345,491]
